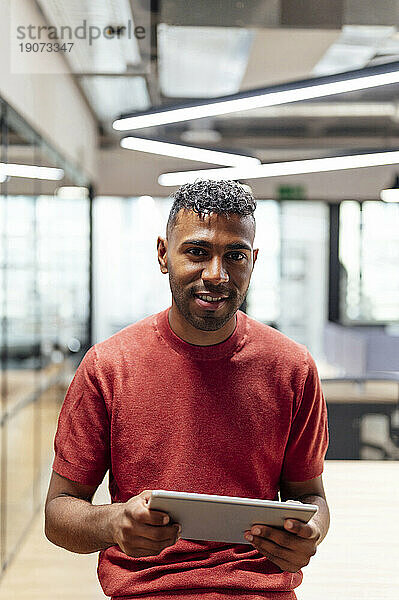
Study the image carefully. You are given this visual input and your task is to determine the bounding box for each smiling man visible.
[161,186,258,344]
[45,180,329,600]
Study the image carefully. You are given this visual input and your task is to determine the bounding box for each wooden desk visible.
[298,460,399,599]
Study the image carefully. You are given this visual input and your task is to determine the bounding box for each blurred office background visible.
[0,1,398,598]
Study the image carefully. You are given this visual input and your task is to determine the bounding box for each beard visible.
[168,267,249,331]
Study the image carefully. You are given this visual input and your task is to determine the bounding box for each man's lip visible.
[194,292,230,299]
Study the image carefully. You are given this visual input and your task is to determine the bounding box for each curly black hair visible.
[166,179,257,238]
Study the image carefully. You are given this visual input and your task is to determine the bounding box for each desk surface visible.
[323,380,399,403]
[298,460,399,599]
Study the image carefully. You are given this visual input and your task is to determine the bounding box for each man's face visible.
[158,209,258,332]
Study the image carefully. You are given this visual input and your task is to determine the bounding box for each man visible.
[45,179,329,600]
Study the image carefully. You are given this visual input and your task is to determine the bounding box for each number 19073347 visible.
[18,42,74,52]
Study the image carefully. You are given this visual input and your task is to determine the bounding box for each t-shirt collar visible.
[155,306,248,360]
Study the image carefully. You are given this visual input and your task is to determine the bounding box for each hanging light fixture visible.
[159,150,399,187]
[0,163,64,180]
[113,60,399,131]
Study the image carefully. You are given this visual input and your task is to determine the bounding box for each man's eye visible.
[187,248,206,256]
[228,252,246,261]
[186,249,246,260]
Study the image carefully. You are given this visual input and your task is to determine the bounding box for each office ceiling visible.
[35,0,399,166]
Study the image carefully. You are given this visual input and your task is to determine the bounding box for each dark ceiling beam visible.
[159,0,399,29]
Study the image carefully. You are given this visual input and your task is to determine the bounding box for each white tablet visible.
[148,490,318,544]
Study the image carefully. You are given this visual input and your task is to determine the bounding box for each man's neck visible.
[168,304,237,346]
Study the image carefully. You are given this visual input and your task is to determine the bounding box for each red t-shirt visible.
[52,307,329,600]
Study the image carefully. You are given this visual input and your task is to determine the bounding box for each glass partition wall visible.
[0,98,92,575]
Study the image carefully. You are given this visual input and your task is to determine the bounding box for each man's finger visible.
[135,520,180,541]
[246,525,294,549]
[135,499,170,526]
[283,519,318,539]
[244,533,303,573]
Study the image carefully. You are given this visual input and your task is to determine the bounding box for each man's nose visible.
[202,256,229,285]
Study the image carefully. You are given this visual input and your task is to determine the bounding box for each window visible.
[340,201,399,323]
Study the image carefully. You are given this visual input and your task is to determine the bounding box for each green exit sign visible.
[277,185,306,201]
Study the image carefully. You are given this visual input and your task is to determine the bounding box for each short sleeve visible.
[52,346,110,486]
[281,351,329,482]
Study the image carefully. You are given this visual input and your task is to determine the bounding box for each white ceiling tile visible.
[80,76,150,122]
[241,28,341,89]
[37,0,141,73]
[158,24,254,97]
[313,25,396,76]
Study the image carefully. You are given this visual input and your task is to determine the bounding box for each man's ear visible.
[157,236,168,273]
[253,248,259,268]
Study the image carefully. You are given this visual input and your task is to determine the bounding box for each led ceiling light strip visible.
[380,189,399,202]
[113,61,399,131]
[158,150,399,186]
[120,137,260,166]
[56,186,89,199]
[380,175,399,202]
[0,163,64,180]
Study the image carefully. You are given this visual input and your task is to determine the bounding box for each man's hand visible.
[243,518,321,573]
[44,478,182,556]
[111,490,181,558]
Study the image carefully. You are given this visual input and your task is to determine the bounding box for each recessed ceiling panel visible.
[241,28,341,90]
[158,24,254,98]
[313,25,396,76]
[37,0,143,73]
[79,76,150,122]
